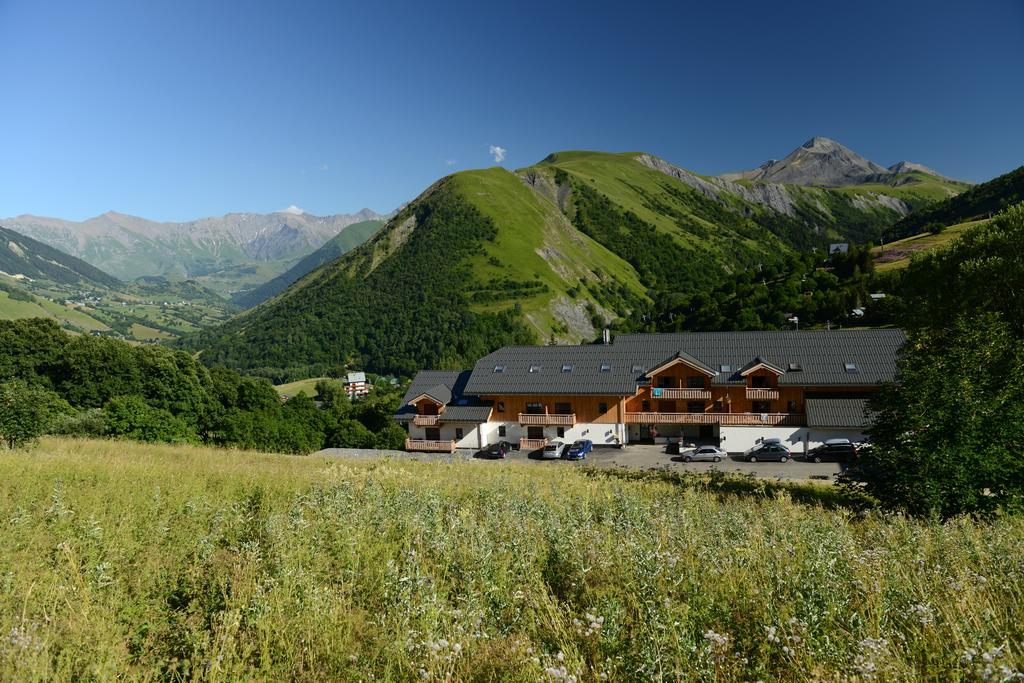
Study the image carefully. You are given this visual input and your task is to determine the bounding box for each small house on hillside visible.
[345,371,369,399]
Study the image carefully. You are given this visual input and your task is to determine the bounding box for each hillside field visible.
[872,219,985,272]
[0,439,1021,681]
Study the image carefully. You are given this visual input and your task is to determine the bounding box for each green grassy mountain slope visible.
[889,165,1024,238]
[0,225,121,288]
[232,219,384,309]
[186,149,962,379]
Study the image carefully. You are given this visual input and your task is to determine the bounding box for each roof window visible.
[788,362,802,372]
[719,364,732,373]
[600,363,612,373]
[562,364,573,373]
[529,365,541,373]
[844,362,858,373]
[631,364,645,373]
[493,365,505,373]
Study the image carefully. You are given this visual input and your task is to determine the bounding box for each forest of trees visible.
[842,202,1024,516]
[0,318,406,454]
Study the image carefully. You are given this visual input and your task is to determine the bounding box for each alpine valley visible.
[184,137,973,380]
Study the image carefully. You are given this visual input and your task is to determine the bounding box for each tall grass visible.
[0,438,1021,681]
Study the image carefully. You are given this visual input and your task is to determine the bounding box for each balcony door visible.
[687,401,705,413]
[420,402,439,416]
[525,402,545,415]
[425,427,441,441]
[527,426,544,440]
[553,402,572,415]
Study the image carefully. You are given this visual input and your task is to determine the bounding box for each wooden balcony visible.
[745,388,780,400]
[519,437,549,451]
[518,413,576,426]
[413,414,442,427]
[405,438,457,453]
[653,388,711,400]
[624,412,804,426]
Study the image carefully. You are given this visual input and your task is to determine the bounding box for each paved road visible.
[316,444,843,483]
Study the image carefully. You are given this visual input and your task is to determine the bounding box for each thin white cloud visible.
[445,159,457,166]
[281,205,305,215]
[489,145,507,163]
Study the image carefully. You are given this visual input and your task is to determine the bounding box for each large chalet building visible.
[395,329,904,455]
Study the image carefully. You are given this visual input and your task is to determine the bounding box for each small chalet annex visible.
[394,329,905,455]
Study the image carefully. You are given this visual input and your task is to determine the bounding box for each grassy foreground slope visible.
[1,438,1021,681]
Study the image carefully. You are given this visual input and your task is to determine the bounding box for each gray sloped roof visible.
[394,370,492,423]
[462,329,905,396]
[805,399,870,428]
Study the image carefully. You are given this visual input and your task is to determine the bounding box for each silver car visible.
[681,445,727,463]
[541,441,567,459]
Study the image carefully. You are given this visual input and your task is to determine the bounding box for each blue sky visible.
[1,0,1021,221]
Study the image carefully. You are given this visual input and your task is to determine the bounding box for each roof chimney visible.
[602,328,611,345]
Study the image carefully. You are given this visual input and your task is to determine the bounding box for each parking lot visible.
[317,443,845,483]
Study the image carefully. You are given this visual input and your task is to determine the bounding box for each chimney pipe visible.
[602,328,611,345]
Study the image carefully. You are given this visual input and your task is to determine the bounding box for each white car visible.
[541,441,568,459]
[681,445,727,463]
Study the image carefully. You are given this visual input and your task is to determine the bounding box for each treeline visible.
[890,165,1024,239]
[842,202,1024,517]
[0,318,406,453]
[185,182,536,379]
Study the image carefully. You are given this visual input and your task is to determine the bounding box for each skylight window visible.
[844,362,858,373]
[719,364,732,373]
[788,362,802,372]
[562,364,573,373]
[493,365,505,373]
[600,363,612,373]
[631,364,644,373]
[529,365,541,373]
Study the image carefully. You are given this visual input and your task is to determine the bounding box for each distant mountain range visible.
[0,225,121,288]
[721,137,963,186]
[1,208,388,281]
[231,219,384,308]
[186,138,971,379]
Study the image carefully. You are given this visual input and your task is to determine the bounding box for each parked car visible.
[806,439,858,463]
[681,445,727,463]
[665,440,696,455]
[563,439,593,460]
[477,441,514,459]
[542,441,568,459]
[744,442,791,462]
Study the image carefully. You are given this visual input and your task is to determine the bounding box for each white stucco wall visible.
[407,423,484,449]
[719,426,867,454]
[481,422,624,448]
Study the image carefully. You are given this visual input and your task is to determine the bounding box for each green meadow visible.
[0,438,1021,681]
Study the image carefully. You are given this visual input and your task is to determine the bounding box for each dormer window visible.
[493,365,505,373]
[751,375,772,388]
[562,364,573,373]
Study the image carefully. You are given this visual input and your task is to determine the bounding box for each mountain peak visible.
[722,137,888,187]
[888,160,949,179]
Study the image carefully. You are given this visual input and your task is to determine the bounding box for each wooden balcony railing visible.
[405,438,457,453]
[624,412,804,426]
[745,388,780,400]
[413,414,442,427]
[519,437,549,451]
[518,413,576,426]
[653,388,710,400]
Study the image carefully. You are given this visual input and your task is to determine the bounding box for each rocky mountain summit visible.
[721,137,955,187]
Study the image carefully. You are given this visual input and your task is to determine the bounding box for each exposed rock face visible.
[850,192,911,215]
[888,160,954,181]
[635,153,797,215]
[721,137,891,187]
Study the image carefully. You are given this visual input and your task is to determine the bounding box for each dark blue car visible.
[563,439,593,460]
